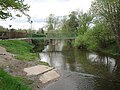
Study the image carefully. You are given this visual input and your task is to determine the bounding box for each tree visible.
[0,26,7,32]
[0,0,29,19]
[74,11,93,49]
[91,0,120,51]
[77,11,93,35]
[67,11,79,33]
[60,16,68,32]
[46,14,59,32]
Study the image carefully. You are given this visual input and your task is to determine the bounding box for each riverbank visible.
[0,40,37,61]
[0,40,59,90]
[74,43,120,58]
[88,47,120,59]
[0,45,41,90]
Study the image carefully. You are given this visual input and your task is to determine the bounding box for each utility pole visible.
[9,25,12,38]
[30,20,33,31]
[30,20,33,38]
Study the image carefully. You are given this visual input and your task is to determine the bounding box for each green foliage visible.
[32,34,46,37]
[77,11,93,35]
[75,29,99,50]
[32,39,45,52]
[74,35,86,48]
[0,0,30,19]
[83,29,100,50]
[0,40,37,61]
[67,11,79,33]
[61,11,93,36]
[102,43,119,55]
[60,12,78,33]
[0,68,32,90]
[91,0,120,50]
[46,14,59,31]
[0,26,7,32]
[75,20,119,55]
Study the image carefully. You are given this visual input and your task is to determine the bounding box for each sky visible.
[0,0,93,30]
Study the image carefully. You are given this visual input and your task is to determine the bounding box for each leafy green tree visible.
[0,0,29,19]
[60,16,68,32]
[67,11,79,33]
[74,11,93,48]
[0,26,7,32]
[91,0,120,51]
[46,14,59,32]
[77,11,93,35]
[75,19,114,50]
[83,21,114,50]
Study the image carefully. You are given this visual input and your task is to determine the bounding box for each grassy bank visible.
[0,40,37,61]
[0,40,49,90]
[0,68,32,90]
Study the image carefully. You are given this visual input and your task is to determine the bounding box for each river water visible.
[40,40,120,90]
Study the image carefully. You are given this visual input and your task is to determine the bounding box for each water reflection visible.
[40,52,66,70]
[45,40,64,52]
[40,48,120,81]
[88,53,116,74]
[40,41,120,90]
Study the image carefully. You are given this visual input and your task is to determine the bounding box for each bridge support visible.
[48,39,75,52]
[49,39,55,51]
[65,39,75,45]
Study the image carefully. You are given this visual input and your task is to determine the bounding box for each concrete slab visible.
[39,70,60,83]
[24,65,53,76]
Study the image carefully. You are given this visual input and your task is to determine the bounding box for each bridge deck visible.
[28,37,75,40]
[27,32,76,40]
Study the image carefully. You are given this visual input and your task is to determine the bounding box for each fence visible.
[0,31,27,39]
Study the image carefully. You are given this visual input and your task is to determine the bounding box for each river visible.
[40,40,120,90]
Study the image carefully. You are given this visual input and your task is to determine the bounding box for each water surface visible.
[40,41,120,90]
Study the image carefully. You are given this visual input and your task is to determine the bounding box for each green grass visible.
[0,40,37,61]
[0,68,32,90]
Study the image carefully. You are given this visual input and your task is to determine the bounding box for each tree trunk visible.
[110,23,120,52]
[115,30,120,52]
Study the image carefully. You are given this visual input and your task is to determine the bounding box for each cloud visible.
[0,0,93,30]
[30,17,46,23]
[27,0,92,17]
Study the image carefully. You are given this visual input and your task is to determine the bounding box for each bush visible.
[26,34,46,37]
[32,39,45,52]
[83,29,100,50]
[74,27,119,55]
[74,35,86,49]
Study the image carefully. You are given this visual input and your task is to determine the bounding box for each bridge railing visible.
[46,32,76,39]
[26,32,76,39]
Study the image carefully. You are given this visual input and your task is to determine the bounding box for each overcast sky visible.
[0,0,93,30]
